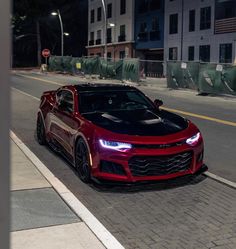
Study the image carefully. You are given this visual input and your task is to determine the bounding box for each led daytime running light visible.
[99,139,132,151]
[186,132,201,146]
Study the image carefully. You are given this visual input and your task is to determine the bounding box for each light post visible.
[101,0,107,59]
[51,9,68,56]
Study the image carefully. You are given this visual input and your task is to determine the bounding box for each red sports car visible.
[37,84,205,183]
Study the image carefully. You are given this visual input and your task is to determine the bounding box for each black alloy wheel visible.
[75,138,91,183]
[36,115,46,145]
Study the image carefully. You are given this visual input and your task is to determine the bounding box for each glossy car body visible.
[37,84,204,183]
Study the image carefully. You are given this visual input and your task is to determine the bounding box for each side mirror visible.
[154,99,163,109]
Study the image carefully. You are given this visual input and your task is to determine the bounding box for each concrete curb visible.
[10,131,125,249]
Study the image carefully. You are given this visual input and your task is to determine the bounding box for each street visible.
[11,71,236,249]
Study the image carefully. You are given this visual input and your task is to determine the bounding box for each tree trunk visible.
[36,20,41,66]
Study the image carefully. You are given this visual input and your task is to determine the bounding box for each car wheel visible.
[36,114,46,145]
[75,138,91,183]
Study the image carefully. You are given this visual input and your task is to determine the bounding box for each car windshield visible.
[79,90,155,114]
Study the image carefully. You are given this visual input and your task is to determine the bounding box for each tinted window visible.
[79,90,154,113]
[57,90,74,113]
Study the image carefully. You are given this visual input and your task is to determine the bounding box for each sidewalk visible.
[10,138,106,249]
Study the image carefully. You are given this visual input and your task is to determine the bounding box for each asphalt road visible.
[11,72,236,249]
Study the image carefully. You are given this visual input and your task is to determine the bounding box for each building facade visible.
[164,0,236,63]
[87,0,135,60]
[135,0,165,60]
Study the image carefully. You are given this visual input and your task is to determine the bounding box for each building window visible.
[89,32,95,45]
[189,10,195,32]
[119,25,126,42]
[120,51,125,59]
[188,46,195,61]
[120,0,126,15]
[97,7,102,21]
[96,30,102,45]
[169,14,178,34]
[215,0,236,19]
[199,45,210,62]
[107,52,112,60]
[200,7,211,30]
[107,3,112,18]
[107,28,112,43]
[139,0,149,13]
[150,0,161,10]
[90,9,94,23]
[169,47,178,60]
[220,43,232,63]
[152,17,159,31]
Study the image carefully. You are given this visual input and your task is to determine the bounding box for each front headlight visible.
[99,139,132,151]
[186,132,201,146]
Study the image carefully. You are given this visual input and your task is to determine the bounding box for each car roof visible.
[74,83,137,92]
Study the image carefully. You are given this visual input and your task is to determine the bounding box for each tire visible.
[36,114,46,145]
[75,138,91,183]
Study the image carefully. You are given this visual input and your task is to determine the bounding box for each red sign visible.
[42,49,50,58]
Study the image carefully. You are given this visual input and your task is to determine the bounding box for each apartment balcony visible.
[150,31,160,41]
[118,35,126,42]
[89,40,94,46]
[95,39,101,45]
[138,32,148,42]
[215,17,236,34]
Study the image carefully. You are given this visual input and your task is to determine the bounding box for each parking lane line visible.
[14,73,63,86]
[161,107,236,128]
[12,87,40,101]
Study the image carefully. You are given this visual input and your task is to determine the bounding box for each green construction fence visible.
[48,56,140,82]
[167,61,236,95]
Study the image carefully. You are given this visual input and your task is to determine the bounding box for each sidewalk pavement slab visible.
[11,139,106,249]
[11,188,80,231]
[11,141,50,191]
[11,223,105,249]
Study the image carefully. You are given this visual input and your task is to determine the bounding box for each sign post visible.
[42,49,51,65]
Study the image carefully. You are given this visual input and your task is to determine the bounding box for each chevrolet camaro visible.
[36,84,205,183]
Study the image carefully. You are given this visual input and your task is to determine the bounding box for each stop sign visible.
[42,49,50,58]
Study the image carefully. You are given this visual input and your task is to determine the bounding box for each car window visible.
[79,90,154,113]
[56,90,74,113]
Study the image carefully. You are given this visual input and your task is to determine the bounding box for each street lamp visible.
[51,9,65,56]
[101,0,107,59]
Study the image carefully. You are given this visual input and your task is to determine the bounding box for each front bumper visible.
[91,141,204,182]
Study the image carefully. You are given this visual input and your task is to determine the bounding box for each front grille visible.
[129,151,193,177]
[133,141,185,149]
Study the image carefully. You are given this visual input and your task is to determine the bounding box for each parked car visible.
[37,84,205,183]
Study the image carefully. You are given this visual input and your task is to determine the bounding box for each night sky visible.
[13,0,88,67]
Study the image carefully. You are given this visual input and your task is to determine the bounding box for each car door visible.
[49,89,79,156]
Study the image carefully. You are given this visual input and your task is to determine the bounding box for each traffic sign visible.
[42,49,50,58]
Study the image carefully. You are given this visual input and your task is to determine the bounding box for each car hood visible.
[82,109,188,136]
